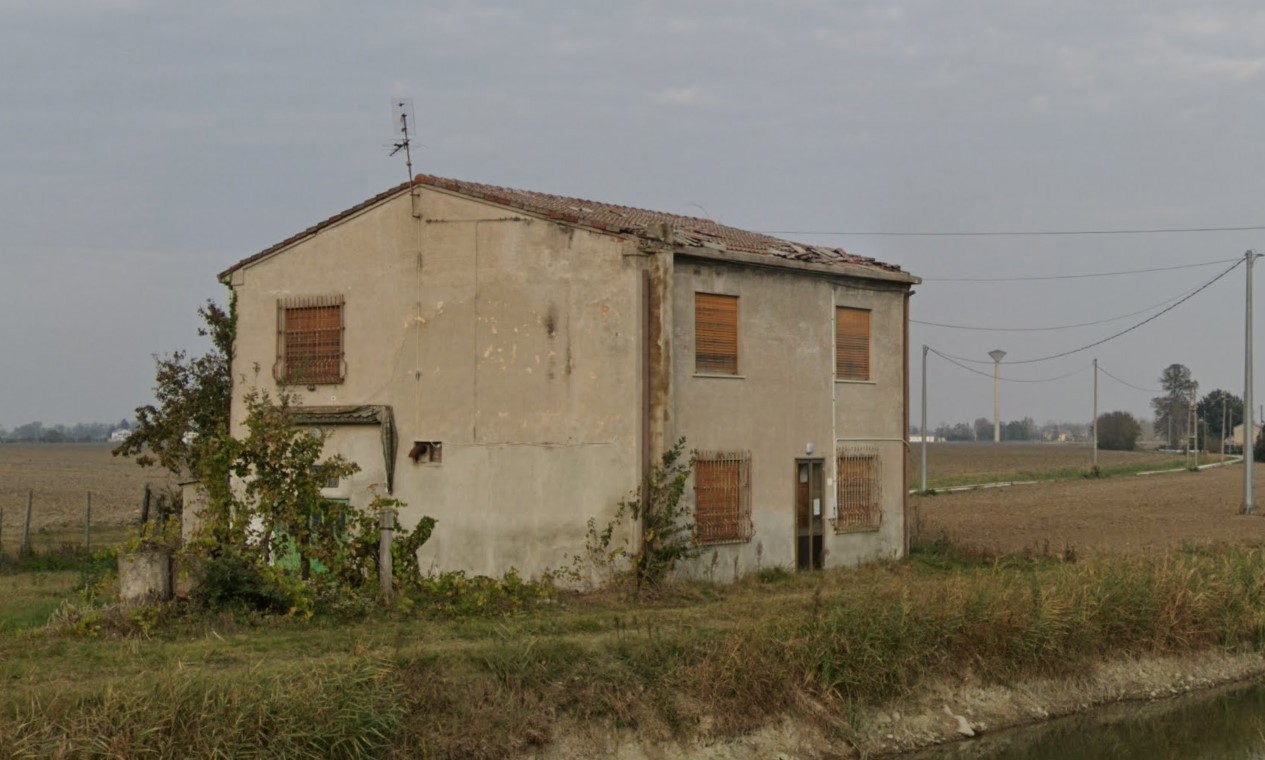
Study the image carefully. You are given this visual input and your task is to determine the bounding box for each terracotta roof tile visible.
[220,175,911,280]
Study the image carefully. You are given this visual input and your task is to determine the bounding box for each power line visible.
[1097,364,1164,394]
[912,278,1211,332]
[760,225,1265,238]
[929,349,1091,384]
[936,258,1244,366]
[921,258,1238,283]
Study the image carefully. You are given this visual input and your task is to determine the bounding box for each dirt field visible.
[914,462,1265,555]
[913,441,1205,486]
[0,444,172,547]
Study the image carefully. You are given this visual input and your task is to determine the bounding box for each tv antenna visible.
[390,98,417,183]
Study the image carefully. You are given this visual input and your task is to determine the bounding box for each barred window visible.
[276,295,345,385]
[836,306,871,381]
[836,449,881,531]
[695,293,739,374]
[693,451,752,545]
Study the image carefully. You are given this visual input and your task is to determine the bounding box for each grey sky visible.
[3,1,1264,430]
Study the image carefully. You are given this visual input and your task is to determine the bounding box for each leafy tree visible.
[1152,364,1197,449]
[114,299,234,477]
[974,417,992,441]
[1197,389,1243,444]
[1097,411,1141,451]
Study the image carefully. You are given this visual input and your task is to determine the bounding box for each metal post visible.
[920,344,928,493]
[84,492,92,553]
[1092,358,1099,471]
[989,349,1007,442]
[20,490,33,558]
[1243,250,1257,515]
[379,507,396,600]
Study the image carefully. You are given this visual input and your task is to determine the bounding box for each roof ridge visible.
[220,174,914,282]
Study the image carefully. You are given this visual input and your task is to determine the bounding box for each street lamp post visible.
[989,350,1007,443]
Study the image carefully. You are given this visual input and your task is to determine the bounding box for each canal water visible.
[908,680,1265,759]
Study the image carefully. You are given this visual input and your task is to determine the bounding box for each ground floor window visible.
[836,448,882,531]
[693,451,753,545]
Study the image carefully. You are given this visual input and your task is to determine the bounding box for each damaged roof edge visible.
[219,175,917,284]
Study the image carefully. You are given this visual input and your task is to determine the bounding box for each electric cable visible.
[1096,364,1164,394]
[920,258,1238,283]
[933,258,1244,365]
[760,226,1265,237]
[912,277,1210,332]
[928,349,1091,384]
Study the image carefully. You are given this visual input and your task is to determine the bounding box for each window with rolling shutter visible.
[693,452,753,545]
[276,295,345,385]
[836,307,870,381]
[695,293,739,374]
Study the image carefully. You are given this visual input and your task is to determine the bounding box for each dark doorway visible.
[795,459,825,570]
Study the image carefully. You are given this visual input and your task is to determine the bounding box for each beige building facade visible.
[219,175,918,580]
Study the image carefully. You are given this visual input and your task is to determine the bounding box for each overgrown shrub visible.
[191,552,293,614]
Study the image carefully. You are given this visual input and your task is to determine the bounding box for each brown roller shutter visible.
[836,307,870,381]
[695,293,738,374]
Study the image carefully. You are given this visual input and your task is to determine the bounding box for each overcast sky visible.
[3,0,1265,432]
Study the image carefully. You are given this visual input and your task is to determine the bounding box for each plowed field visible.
[914,462,1265,555]
[0,444,171,551]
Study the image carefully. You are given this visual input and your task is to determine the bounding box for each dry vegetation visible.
[5,443,1265,757]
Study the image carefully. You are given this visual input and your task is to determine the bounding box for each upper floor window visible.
[835,306,871,381]
[276,295,345,385]
[695,293,739,375]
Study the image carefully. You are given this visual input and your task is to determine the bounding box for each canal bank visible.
[527,649,1265,759]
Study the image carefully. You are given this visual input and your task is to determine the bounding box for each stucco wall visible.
[671,257,908,578]
[229,187,646,578]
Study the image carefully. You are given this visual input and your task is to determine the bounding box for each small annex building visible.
[218,175,920,580]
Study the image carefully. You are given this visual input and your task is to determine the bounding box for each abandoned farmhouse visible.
[217,175,920,580]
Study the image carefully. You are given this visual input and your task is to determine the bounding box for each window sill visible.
[835,379,876,385]
[833,524,881,535]
[693,373,747,380]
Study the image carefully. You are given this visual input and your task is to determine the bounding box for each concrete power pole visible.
[1092,358,1098,471]
[989,350,1007,443]
[921,345,928,493]
[1244,250,1258,515]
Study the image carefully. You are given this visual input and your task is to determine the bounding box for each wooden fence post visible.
[84,492,92,553]
[140,484,151,525]
[0,506,5,555]
[379,508,396,601]
[20,490,33,558]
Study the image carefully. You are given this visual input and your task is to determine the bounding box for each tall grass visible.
[6,544,1265,757]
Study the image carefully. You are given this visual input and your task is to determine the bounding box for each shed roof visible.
[220,174,915,282]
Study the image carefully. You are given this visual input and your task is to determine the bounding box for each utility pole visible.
[1243,250,1258,515]
[1092,358,1099,471]
[1223,396,1228,463]
[921,345,928,493]
[989,349,1007,443]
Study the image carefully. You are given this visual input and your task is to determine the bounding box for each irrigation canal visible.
[907,678,1265,759]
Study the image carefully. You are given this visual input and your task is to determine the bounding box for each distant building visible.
[108,429,130,443]
[1229,422,1264,448]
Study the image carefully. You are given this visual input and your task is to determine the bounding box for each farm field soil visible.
[0,443,169,542]
[914,442,1210,487]
[914,462,1265,555]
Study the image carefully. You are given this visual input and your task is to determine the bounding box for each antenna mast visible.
[390,98,420,216]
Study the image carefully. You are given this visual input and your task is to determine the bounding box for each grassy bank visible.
[5,543,1265,758]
